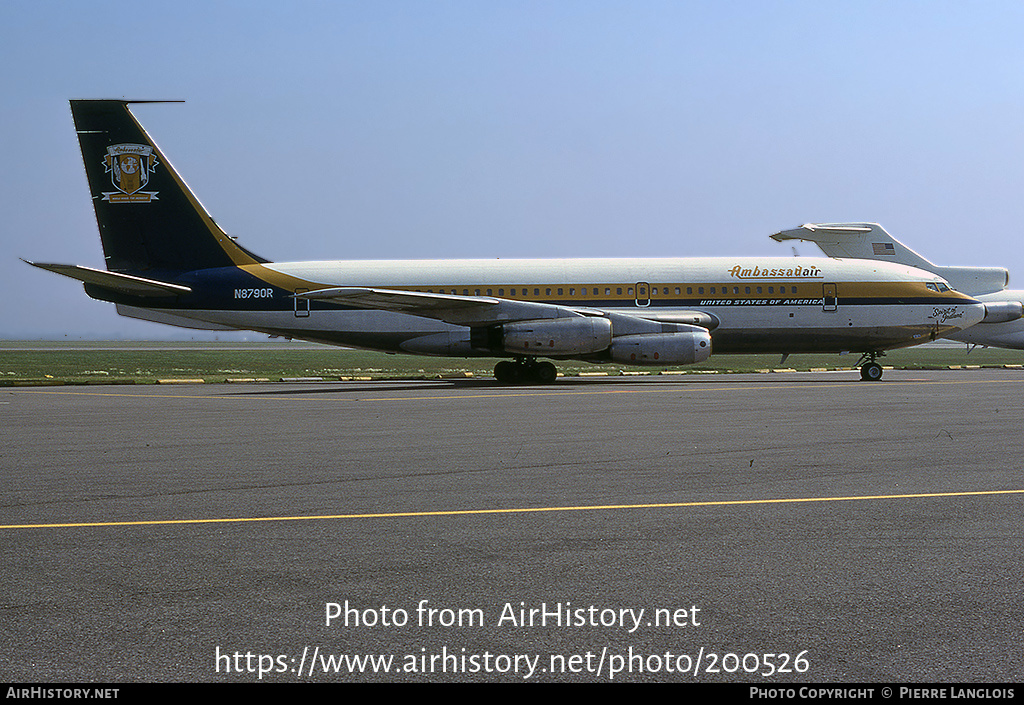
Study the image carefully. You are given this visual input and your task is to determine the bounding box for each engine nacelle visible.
[981,301,1024,324]
[609,330,712,365]
[400,330,474,356]
[502,317,613,355]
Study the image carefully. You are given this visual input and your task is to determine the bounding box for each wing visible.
[296,287,499,312]
[295,286,585,326]
[296,286,720,331]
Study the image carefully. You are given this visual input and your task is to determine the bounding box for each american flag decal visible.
[872,242,896,256]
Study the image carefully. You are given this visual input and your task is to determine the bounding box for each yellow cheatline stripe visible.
[3,489,1022,530]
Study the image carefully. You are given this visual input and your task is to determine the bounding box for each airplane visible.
[24,100,1001,383]
[771,223,1024,350]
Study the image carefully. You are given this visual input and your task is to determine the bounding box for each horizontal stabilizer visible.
[23,261,191,297]
[770,223,1010,295]
[769,223,934,267]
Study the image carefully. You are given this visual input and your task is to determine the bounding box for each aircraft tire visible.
[535,361,557,384]
[860,362,883,381]
[494,360,517,384]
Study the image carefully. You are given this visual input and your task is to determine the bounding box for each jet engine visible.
[501,317,613,355]
[608,329,712,365]
[981,301,1024,324]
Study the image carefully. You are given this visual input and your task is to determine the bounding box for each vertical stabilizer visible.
[771,222,1009,294]
[70,100,266,273]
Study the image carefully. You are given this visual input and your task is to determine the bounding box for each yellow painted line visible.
[3,489,1022,530]
[350,377,1024,402]
[9,389,233,400]
[7,376,1024,403]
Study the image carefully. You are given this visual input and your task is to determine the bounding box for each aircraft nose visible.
[962,301,988,329]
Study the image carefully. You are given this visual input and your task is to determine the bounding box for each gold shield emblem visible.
[102,144,159,202]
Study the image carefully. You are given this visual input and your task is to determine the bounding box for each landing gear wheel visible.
[494,360,518,384]
[860,362,883,381]
[535,361,557,384]
[494,359,559,385]
[856,351,885,382]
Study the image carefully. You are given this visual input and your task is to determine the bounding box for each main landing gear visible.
[857,352,885,381]
[494,357,558,385]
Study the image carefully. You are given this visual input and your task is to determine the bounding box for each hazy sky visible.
[2,1,1023,338]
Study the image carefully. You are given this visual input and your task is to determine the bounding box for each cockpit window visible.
[928,282,951,293]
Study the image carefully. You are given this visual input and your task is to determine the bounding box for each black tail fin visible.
[70,100,267,273]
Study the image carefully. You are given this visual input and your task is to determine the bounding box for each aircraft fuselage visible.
[98,255,982,358]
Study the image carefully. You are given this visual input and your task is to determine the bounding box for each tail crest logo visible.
[101,143,159,203]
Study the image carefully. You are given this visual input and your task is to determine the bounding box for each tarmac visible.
[2,369,1022,682]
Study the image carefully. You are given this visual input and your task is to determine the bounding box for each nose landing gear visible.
[857,352,885,381]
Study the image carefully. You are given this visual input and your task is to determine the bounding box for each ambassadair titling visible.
[728,265,823,279]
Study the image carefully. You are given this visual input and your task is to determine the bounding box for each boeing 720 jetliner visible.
[772,223,1024,351]
[26,101,996,382]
